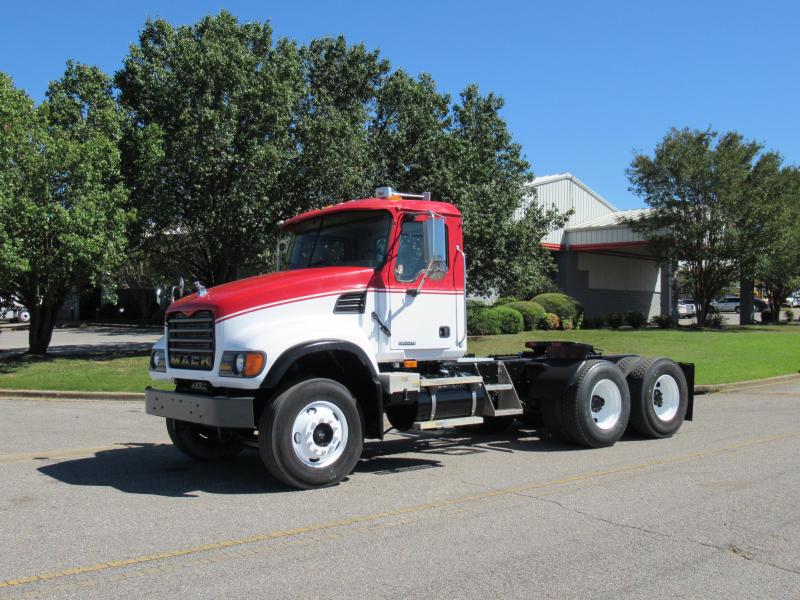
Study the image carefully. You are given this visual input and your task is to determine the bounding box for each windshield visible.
[285,210,392,270]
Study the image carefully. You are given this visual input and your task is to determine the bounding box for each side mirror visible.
[422,216,447,281]
[423,217,446,264]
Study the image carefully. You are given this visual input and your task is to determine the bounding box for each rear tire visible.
[554,360,631,448]
[258,378,363,489]
[627,358,688,438]
[166,418,243,461]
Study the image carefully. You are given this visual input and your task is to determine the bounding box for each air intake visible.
[334,292,367,314]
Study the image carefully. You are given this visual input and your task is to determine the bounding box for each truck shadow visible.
[36,443,293,497]
[362,424,578,468]
[37,425,634,496]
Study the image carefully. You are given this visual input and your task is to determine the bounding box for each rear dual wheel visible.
[625,357,689,438]
[543,360,630,448]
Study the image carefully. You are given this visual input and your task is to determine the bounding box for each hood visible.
[168,267,377,322]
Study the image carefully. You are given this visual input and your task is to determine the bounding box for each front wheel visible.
[15,310,30,323]
[166,418,243,460]
[259,378,363,489]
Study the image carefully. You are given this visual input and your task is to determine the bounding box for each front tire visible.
[166,418,243,461]
[259,378,363,489]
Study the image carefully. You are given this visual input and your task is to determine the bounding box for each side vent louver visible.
[334,292,366,314]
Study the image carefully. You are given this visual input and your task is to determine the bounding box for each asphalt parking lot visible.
[1,383,799,599]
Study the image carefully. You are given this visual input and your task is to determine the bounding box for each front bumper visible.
[145,387,255,428]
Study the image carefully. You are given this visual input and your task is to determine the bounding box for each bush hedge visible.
[625,311,647,329]
[607,312,624,329]
[468,306,524,335]
[531,293,584,327]
[582,315,605,329]
[651,314,673,329]
[539,312,561,330]
[493,296,520,306]
[507,301,546,331]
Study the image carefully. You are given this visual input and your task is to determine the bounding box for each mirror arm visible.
[407,261,434,296]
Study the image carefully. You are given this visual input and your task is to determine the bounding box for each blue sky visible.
[2,1,798,209]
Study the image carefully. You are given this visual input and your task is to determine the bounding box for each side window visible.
[395,219,426,283]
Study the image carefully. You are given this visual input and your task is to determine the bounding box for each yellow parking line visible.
[1,429,798,591]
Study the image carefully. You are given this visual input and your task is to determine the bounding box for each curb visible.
[2,372,799,402]
[0,389,145,401]
[694,373,800,394]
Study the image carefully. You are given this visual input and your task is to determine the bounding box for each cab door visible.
[388,213,458,354]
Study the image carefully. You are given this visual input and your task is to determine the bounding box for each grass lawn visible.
[469,324,800,385]
[0,353,172,393]
[0,324,799,392]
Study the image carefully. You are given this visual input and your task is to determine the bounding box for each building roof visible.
[527,173,618,212]
[566,208,653,232]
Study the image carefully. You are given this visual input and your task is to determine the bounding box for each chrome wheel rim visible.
[291,401,348,468]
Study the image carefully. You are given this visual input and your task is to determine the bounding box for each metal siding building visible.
[525,174,672,319]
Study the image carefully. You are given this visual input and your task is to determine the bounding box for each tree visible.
[0,64,130,354]
[627,128,771,325]
[755,167,800,319]
[118,12,566,296]
[116,12,306,286]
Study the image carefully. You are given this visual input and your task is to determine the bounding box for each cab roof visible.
[282,197,462,229]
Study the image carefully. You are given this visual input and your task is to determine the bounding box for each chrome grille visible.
[167,310,215,370]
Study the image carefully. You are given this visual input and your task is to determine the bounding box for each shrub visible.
[493,306,525,334]
[466,298,487,310]
[507,301,546,331]
[531,293,584,325]
[607,312,624,329]
[493,296,520,306]
[561,318,574,331]
[759,308,774,323]
[625,311,647,329]
[785,309,794,322]
[468,308,500,335]
[467,306,524,335]
[651,314,673,329]
[582,315,605,329]
[539,312,561,330]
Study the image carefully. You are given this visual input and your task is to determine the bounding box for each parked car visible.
[711,295,741,313]
[0,298,30,323]
[785,294,800,308]
[677,298,696,317]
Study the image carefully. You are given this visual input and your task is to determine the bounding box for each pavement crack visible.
[516,492,800,577]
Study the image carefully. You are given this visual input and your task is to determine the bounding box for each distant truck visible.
[146,188,694,489]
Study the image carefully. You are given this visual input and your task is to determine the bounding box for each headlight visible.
[150,349,166,372]
[220,351,266,378]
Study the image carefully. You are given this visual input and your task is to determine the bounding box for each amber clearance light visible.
[220,351,266,378]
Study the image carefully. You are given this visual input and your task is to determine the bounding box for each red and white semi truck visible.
[146,187,693,489]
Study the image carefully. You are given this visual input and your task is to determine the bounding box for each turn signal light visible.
[244,352,265,377]
[220,351,266,378]
[403,359,418,368]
